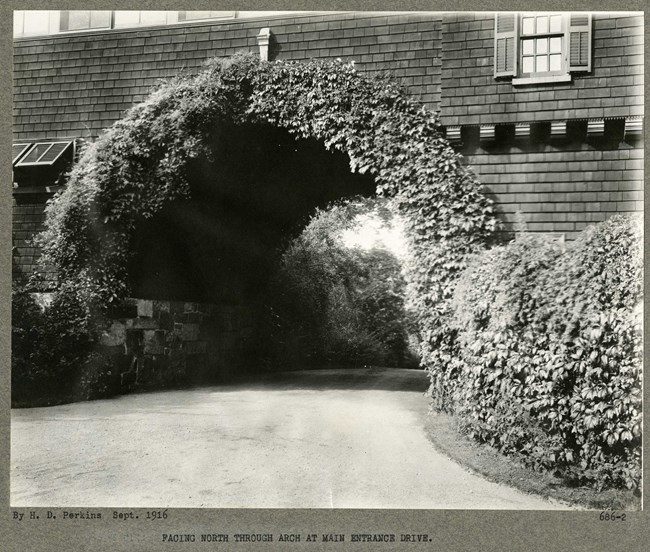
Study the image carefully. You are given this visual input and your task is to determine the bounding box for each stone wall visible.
[99,298,254,392]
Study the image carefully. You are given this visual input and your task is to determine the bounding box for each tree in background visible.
[263,197,417,369]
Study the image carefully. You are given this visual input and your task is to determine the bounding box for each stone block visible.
[137,299,153,318]
[125,329,143,356]
[184,340,207,354]
[158,311,174,331]
[172,322,184,337]
[169,301,185,315]
[108,303,137,319]
[152,300,170,318]
[100,320,126,347]
[143,329,166,355]
[181,323,200,341]
[184,311,203,324]
[127,317,160,330]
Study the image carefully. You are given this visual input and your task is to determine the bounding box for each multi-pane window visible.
[13,10,313,37]
[178,11,235,22]
[113,11,169,28]
[14,141,74,167]
[13,11,53,36]
[60,11,111,32]
[520,14,564,76]
[494,12,592,83]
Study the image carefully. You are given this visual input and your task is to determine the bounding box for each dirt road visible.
[11,368,573,508]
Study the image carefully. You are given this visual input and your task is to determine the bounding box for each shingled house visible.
[12,10,644,279]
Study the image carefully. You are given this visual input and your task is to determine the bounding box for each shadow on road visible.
[208,367,429,393]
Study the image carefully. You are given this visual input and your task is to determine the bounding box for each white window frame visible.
[58,10,112,33]
[113,11,176,29]
[15,141,75,167]
[12,143,32,165]
[14,11,59,37]
[14,10,320,38]
[494,12,592,86]
[519,14,566,77]
[177,11,236,23]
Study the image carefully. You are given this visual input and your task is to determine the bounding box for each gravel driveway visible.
[11,368,573,509]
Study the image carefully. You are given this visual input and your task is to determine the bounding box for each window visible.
[14,10,316,37]
[60,11,111,32]
[520,14,564,76]
[15,141,74,167]
[13,11,54,37]
[113,11,170,28]
[178,11,235,22]
[495,13,592,84]
[12,143,32,165]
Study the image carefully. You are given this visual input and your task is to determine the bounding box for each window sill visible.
[512,74,572,86]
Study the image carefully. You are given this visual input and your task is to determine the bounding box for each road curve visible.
[11,368,574,509]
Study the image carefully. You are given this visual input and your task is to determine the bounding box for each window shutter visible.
[494,13,518,78]
[568,13,592,72]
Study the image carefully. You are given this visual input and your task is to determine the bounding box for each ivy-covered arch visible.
[37,53,497,333]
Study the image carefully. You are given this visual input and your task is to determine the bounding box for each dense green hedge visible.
[11,281,115,406]
[426,215,643,490]
[265,198,416,369]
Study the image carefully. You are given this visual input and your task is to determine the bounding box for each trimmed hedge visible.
[425,215,643,490]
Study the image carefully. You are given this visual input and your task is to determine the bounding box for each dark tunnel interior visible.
[126,123,377,304]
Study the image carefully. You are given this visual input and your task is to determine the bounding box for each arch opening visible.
[126,122,376,305]
[31,55,497,395]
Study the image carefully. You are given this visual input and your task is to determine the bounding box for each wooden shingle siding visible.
[12,12,443,278]
[13,13,443,141]
[441,12,643,236]
[466,145,643,238]
[11,12,643,279]
[440,13,643,126]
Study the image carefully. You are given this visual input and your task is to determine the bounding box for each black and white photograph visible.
[4,5,646,550]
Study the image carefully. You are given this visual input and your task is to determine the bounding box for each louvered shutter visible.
[568,13,592,72]
[494,13,518,77]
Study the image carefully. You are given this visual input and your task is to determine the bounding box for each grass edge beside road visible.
[424,411,641,511]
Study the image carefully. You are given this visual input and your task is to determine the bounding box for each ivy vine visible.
[36,52,497,352]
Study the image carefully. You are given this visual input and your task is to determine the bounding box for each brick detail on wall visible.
[440,13,644,127]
